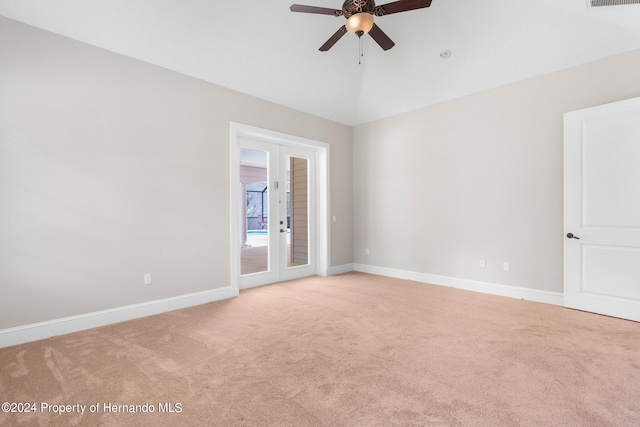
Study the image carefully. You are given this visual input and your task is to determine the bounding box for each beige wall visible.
[3,13,640,330]
[0,16,353,329]
[353,48,640,294]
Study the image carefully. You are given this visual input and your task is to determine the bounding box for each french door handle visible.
[566,233,580,239]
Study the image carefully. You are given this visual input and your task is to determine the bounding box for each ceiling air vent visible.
[587,0,640,7]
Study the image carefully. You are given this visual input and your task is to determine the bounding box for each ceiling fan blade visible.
[374,0,432,16]
[368,24,395,50]
[319,26,348,51]
[290,4,342,16]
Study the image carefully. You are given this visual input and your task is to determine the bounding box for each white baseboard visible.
[1,266,563,348]
[327,263,354,276]
[353,263,563,306]
[0,285,238,349]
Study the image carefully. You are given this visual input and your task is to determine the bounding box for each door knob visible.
[566,233,580,239]
[280,229,286,233]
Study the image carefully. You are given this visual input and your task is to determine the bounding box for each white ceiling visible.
[1,0,640,126]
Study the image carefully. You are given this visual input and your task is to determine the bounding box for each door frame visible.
[229,122,330,292]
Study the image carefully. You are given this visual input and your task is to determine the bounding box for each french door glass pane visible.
[287,156,309,267]
[240,148,269,275]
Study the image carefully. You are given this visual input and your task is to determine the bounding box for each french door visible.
[237,137,317,289]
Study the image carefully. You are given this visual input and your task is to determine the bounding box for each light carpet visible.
[1,272,639,426]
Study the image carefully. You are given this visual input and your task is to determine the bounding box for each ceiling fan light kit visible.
[346,13,374,36]
[290,0,433,51]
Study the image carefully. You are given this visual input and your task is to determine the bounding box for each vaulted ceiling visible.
[1,0,640,125]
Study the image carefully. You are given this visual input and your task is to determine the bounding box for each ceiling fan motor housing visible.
[342,0,377,18]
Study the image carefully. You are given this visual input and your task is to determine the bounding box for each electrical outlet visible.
[144,274,152,285]
[479,259,486,268]
[503,262,510,272]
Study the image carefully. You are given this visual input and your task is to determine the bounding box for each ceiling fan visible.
[290,0,433,51]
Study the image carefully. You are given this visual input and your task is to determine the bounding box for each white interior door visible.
[564,97,640,322]
[237,137,317,290]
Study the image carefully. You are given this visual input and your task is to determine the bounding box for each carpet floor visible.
[1,272,639,426]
